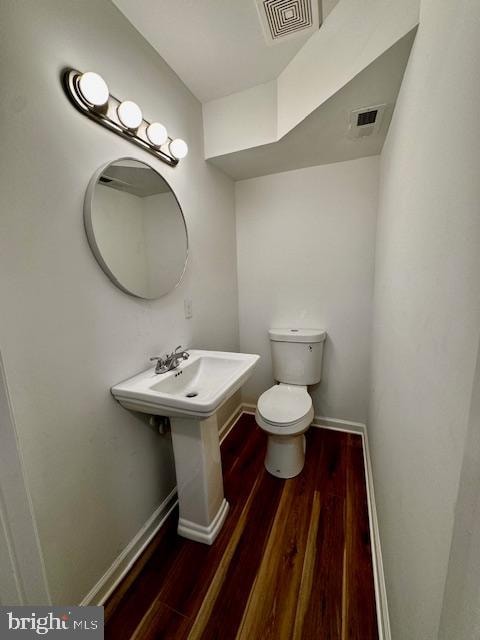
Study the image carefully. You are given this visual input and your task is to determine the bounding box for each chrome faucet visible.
[150,346,190,374]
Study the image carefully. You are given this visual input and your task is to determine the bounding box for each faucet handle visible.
[174,345,190,358]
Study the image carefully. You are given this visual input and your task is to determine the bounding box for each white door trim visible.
[0,350,50,604]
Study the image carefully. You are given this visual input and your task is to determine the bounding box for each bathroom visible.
[1,0,479,638]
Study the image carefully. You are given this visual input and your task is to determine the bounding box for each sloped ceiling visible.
[208,30,416,180]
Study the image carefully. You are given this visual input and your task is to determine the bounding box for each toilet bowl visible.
[255,328,326,479]
[256,384,314,478]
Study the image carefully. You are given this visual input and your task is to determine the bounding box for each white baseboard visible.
[361,427,391,640]
[80,488,177,606]
[218,403,243,440]
[241,402,256,415]
[311,415,366,434]
[243,402,366,434]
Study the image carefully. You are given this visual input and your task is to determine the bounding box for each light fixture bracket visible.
[62,68,183,167]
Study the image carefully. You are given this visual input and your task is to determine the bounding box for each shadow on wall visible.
[439,336,480,638]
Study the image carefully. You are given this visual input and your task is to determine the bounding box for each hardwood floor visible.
[105,414,378,640]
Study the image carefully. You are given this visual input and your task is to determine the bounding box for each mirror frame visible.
[83,156,189,300]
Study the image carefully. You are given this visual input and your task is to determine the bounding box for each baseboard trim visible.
[243,403,366,434]
[80,488,178,606]
[361,427,391,640]
[241,402,256,415]
[219,403,243,441]
[311,415,366,434]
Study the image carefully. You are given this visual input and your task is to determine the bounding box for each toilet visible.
[255,328,326,478]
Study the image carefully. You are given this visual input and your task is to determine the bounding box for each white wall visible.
[0,0,238,605]
[203,81,277,158]
[368,0,480,637]
[236,156,379,423]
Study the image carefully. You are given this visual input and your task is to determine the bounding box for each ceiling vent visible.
[255,0,321,45]
[348,104,387,139]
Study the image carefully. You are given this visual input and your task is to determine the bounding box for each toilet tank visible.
[269,328,327,385]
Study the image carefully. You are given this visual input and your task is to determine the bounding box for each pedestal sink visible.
[111,350,259,544]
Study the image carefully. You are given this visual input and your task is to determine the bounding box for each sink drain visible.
[185,391,198,398]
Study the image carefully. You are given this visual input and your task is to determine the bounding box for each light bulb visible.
[169,138,188,159]
[146,122,168,147]
[78,72,109,108]
[117,101,143,130]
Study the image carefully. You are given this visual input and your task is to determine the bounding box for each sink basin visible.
[111,349,259,419]
[111,349,259,545]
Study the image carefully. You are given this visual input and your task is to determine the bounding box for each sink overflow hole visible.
[186,391,198,398]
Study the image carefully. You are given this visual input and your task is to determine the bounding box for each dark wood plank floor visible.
[105,414,378,640]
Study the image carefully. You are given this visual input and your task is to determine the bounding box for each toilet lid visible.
[258,385,312,425]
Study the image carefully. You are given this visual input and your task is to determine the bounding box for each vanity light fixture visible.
[117,100,143,131]
[169,138,189,160]
[146,122,168,147]
[62,68,188,167]
[77,71,109,109]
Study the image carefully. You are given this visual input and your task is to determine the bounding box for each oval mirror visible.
[84,158,188,299]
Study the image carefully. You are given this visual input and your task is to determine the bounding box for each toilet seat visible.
[258,384,312,423]
[256,384,313,435]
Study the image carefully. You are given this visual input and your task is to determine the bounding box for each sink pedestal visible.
[170,414,229,545]
[111,351,260,544]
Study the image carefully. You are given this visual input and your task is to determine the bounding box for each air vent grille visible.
[348,104,387,139]
[256,0,320,45]
[357,110,378,127]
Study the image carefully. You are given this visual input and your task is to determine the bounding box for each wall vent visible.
[357,110,378,127]
[348,104,387,139]
[255,0,321,45]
